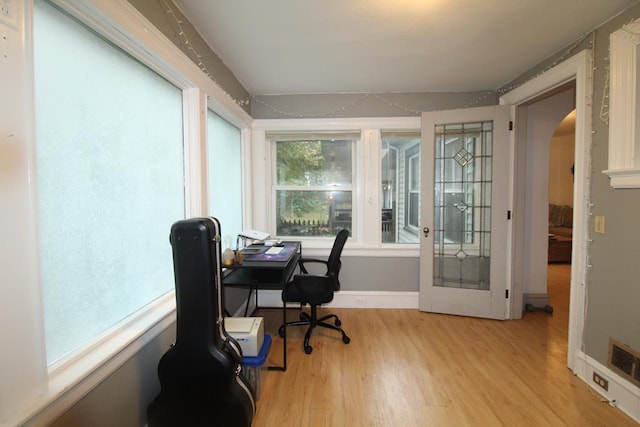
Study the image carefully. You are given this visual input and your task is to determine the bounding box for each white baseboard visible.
[573,350,640,423]
[255,290,419,309]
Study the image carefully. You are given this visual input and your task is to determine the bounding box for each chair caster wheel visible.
[343,335,351,344]
[335,318,342,327]
[304,345,313,354]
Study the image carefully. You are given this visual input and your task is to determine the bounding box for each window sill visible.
[302,244,419,258]
[17,292,176,427]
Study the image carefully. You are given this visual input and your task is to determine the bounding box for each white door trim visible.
[499,49,593,372]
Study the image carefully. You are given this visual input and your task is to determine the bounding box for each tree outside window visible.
[273,136,355,237]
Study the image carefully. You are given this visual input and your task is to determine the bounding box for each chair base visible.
[279,306,350,354]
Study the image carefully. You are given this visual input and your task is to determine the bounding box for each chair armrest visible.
[298,257,329,274]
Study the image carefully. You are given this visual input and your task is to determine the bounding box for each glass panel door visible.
[420,106,510,320]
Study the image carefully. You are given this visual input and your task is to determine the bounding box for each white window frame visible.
[270,133,357,240]
[605,18,640,188]
[5,1,252,425]
[406,146,421,231]
[250,117,420,257]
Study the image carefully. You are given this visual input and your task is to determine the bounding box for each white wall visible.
[549,131,575,206]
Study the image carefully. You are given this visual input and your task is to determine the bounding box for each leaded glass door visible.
[419,106,510,319]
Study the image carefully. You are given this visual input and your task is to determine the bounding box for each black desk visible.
[223,241,301,371]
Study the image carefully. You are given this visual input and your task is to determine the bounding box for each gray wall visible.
[251,91,496,119]
[339,256,419,292]
[584,6,640,366]
[500,4,640,368]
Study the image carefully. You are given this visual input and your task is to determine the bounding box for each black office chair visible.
[278,229,351,354]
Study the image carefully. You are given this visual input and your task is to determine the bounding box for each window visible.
[270,132,357,238]
[208,111,243,245]
[253,119,420,249]
[381,131,421,243]
[434,121,492,247]
[407,148,421,228]
[34,0,185,364]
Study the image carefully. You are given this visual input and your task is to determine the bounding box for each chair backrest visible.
[327,229,349,290]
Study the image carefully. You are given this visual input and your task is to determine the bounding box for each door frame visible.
[500,49,592,372]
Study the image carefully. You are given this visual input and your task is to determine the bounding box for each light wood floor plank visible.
[251,264,636,426]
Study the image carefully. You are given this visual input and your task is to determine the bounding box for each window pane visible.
[276,139,352,186]
[381,131,420,243]
[208,112,243,244]
[34,0,184,363]
[273,134,355,239]
[276,190,352,237]
[409,192,420,226]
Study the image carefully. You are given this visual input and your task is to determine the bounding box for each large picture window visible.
[270,133,357,237]
[208,112,243,243]
[34,0,185,364]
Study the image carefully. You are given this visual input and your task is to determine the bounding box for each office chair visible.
[278,229,351,354]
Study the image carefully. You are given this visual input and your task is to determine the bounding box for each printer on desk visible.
[224,317,264,357]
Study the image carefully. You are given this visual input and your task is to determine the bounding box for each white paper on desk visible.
[265,246,284,255]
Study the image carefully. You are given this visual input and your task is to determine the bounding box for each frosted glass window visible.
[207,112,243,246]
[34,0,185,364]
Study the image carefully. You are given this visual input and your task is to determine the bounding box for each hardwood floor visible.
[251,264,637,426]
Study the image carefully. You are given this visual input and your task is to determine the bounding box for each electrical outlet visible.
[355,297,366,306]
[0,0,18,29]
[593,372,609,391]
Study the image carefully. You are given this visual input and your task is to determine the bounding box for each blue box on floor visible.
[241,334,271,399]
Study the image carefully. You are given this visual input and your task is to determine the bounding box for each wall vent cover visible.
[608,338,640,388]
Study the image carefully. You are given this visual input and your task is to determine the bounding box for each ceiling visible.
[173,0,639,96]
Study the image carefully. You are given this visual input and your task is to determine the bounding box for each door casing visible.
[500,49,592,371]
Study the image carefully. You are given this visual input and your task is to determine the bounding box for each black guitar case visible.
[147,217,255,427]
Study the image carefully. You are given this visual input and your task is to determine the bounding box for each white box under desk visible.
[224,317,264,357]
